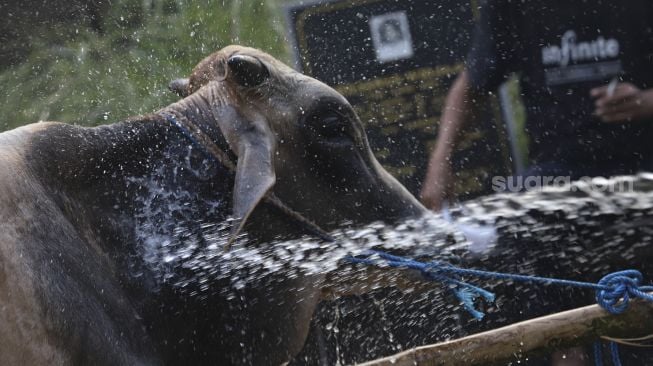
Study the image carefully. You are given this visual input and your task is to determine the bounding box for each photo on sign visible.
[369,11,414,63]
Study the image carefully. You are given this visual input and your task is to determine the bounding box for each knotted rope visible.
[346,250,653,365]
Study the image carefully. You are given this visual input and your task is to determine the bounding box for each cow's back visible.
[0,123,160,365]
[0,124,70,364]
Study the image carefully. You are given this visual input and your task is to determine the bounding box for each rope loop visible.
[596,270,653,314]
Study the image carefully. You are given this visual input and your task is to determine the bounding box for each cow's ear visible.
[168,78,190,97]
[217,109,276,249]
[227,55,269,87]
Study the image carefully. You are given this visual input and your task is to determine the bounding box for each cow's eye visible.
[303,103,356,148]
[317,112,350,140]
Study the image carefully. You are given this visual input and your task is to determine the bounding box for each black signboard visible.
[286,0,512,199]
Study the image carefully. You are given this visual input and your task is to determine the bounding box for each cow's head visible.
[168,45,426,242]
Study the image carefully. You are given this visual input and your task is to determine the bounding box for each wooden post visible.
[356,300,653,366]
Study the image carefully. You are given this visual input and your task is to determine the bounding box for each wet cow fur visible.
[0,46,426,365]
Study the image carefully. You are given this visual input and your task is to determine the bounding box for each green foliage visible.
[0,0,290,131]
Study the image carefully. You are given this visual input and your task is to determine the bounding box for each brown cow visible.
[0,45,425,365]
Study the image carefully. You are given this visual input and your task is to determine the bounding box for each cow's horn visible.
[227,55,269,87]
[168,78,190,97]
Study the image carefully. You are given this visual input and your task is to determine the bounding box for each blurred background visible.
[0,0,526,201]
[0,0,292,131]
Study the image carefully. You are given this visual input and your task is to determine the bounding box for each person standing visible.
[420,1,653,364]
[421,0,653,211]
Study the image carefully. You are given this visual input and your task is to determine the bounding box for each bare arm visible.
[420,70,486,211]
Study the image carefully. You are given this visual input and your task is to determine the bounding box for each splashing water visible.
[127,172,653,364]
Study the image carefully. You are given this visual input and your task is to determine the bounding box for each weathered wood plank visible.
[356,300,653,366]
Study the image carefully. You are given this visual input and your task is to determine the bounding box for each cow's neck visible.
[26,92,231,186]
[25,96,236,281]
[163,92,235,157]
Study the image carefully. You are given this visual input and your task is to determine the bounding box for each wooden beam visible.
[356,300,653,366]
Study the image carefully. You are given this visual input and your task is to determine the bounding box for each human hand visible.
[591,82,653,123]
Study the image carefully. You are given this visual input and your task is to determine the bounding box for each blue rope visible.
[346,250,653,318]
[610,341,622,366]
[163,113,221,167]
[594,342,603,366]
[593,341,622,366]
[346,250,653,365]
